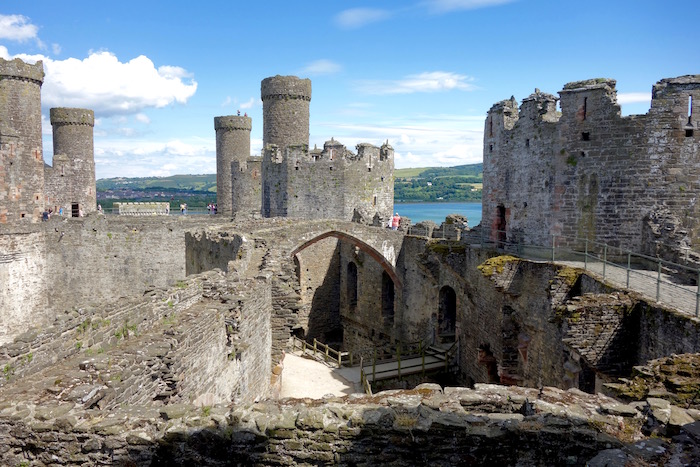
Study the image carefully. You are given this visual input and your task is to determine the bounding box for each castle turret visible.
[261,75,311,151]
[0,58,45,223]
[215,115,252,216]
[261,76,311,217]
[46,107,96,216]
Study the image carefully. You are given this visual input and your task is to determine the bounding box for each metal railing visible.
[290,336,349,368]
[468,229,700,318]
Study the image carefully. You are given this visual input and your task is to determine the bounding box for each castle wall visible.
[287,147,346,220]
[231,157,262,218]
[0,229,49,345]
[483,75,700,255]
[45,107,96,215]
[0,58,45,224]
[215,115,251,216]
[262,145,289,217]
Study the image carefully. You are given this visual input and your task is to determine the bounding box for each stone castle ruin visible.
[0,57,699,465]
[0,58,96,223]
[483,75,700,267]
[216,75,394,224]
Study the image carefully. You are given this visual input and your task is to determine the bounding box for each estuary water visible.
[394,202,482,226]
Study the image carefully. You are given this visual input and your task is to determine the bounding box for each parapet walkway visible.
[550,257,699,317]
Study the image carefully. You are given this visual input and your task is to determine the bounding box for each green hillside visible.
[97,163,484,205]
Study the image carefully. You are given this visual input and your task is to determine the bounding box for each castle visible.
[0,58,96,223]
[0,57,699,465]
[216,75,395,224]
[483,75,700,266]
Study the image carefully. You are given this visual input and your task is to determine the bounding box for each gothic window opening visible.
[347,262,358,309]
[381,271,394,322]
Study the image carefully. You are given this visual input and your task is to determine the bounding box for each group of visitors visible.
[207,203,217,214]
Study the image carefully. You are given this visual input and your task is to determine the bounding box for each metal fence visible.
[465,229,700,317]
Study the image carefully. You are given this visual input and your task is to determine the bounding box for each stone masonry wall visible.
[1,384,689,466]
[483,75,700,256]
[231,157,262,218]
[0,228,48,345]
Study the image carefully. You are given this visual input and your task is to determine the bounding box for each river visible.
[393,202,481,226]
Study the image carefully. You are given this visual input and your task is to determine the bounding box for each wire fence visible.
[465,229,700,318]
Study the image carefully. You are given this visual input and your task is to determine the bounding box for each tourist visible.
[391,213,400,230]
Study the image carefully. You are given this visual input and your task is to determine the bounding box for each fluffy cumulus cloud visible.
[313,114,484,168]
[301,59,342,75]
[356,71,476,95]
[334,8,392,29]
[92,138,215,179]
[0,14,39,42]
[5,50,197,116]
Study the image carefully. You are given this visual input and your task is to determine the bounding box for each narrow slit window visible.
[526,139,530,147]
[489,117,493,137]
[583,97,587,120]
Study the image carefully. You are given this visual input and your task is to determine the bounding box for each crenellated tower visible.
[46,107,96,216]
[261,76,311,217]
[215,115,252,216]
[0,58,45,223]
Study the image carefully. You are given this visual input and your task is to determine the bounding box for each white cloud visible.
[301,59,342,75]
[6,50,197,117]
[422,0,516,14]
[93,138,216,179]
[51,43,61,55]
[617,92,651,104]
[334,8,392,29]
[221,96,233,107]
[135,113,151,124]
[313,114,484,168]
[240,97,258,110]
[356,71,476,95]
[0,14,39,42]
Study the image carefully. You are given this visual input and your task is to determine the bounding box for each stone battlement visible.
[49,107,95,126]
[0,57,44,84]
[261,75,312,101]
[214,115,252,131]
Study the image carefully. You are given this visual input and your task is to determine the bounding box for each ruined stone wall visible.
[483,75,700,255]
[215,115,251,216]
[342,143,394,223]
[261,145,289,217]
[295,237,341,343]
[231,157,262,218]
[636,303,700,363]
[0,58,45,224]
[0,228,48,345]
[185,229,245,276]
[0,384,686,466]
[287,145,346,219]
[45,107,96,215]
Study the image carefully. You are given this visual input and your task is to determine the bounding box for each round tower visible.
[49,108,96,215]
[215,115,252,216]
[0,58,45,223]
[261,75,311,151]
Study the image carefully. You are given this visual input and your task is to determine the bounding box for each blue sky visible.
[1,1,698,179]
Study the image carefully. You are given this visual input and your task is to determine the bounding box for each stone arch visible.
[289,230,402,291]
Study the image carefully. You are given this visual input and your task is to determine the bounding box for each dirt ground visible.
[279,352,361,399]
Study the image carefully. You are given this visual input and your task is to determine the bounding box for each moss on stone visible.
[477,255,520,277]
[556,266,581,286]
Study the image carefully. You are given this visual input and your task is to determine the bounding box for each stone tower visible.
[214,115,252,216]
[261,76,311,217]
[261,75,311,150]
[0,58,45,223]
[46,108,96,216]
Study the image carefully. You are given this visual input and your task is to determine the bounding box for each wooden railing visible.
[290,336,350,368]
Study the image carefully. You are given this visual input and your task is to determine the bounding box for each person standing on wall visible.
[392,213,400,230]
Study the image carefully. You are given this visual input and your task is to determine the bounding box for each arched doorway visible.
[438,286,456,342]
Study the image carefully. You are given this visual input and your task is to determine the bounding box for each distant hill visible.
[96,163,483,205]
